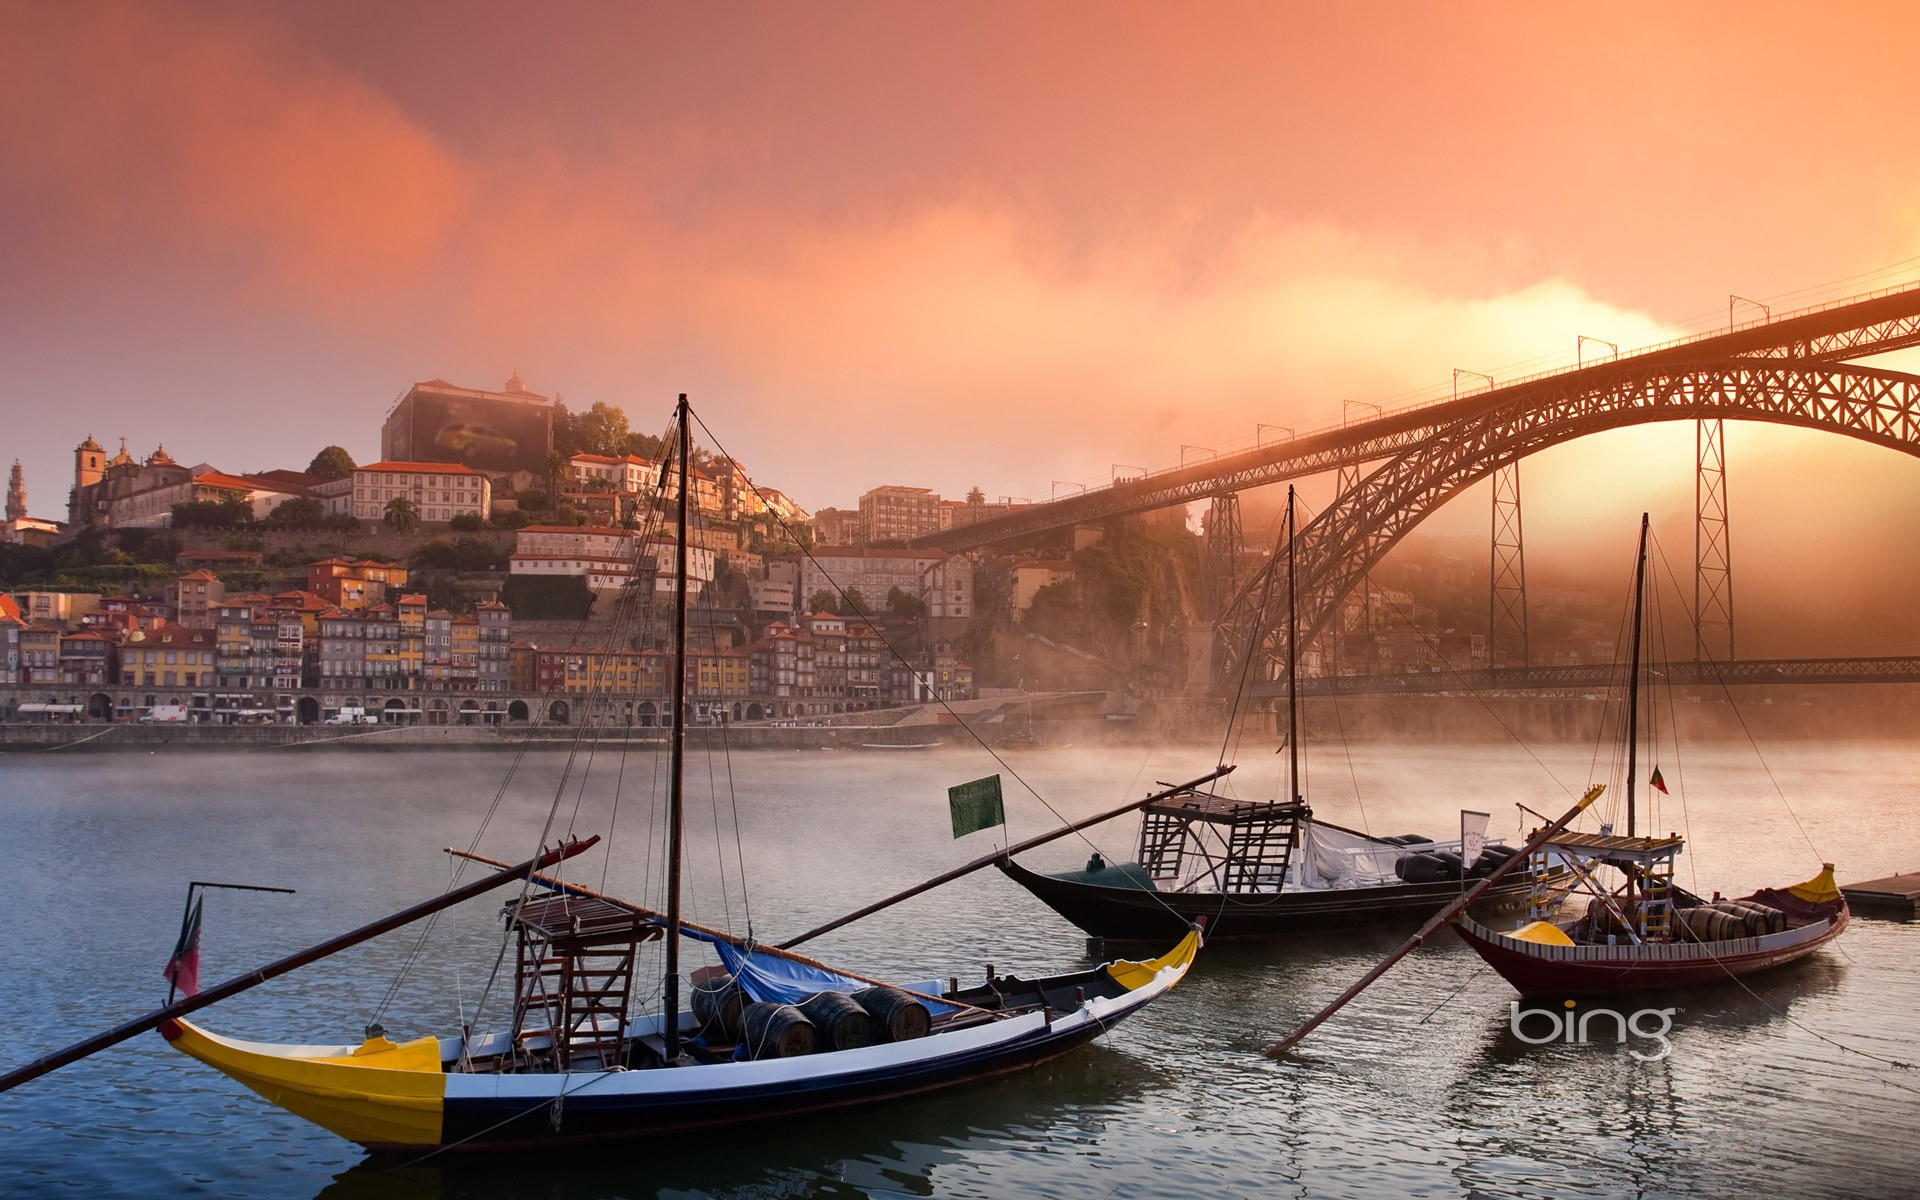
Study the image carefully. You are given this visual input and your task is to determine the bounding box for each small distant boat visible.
[1455,514,1848,996]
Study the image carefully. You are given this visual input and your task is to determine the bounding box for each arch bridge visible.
[1221,356,1920,693]
[899,281,1920,696]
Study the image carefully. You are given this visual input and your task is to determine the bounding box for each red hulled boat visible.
[1454,514,1848,997]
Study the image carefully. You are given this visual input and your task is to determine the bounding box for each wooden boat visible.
[1454,514,1847,996]
[998,803,1545,943]
[998,485,1555,943]
[157,932,1197,1150]
[79,395,1205,1153]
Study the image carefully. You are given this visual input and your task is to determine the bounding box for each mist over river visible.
[2,737,1917,1199]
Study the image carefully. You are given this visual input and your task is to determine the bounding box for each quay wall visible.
[3,686,1910,752]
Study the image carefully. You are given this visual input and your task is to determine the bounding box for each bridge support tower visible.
[1488,462,1529,667]
[1202,491,1245,620]
[1695,418,1734,661]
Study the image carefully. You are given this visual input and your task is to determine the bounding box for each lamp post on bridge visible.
[1577,335,1618,368]
[1729,294,1770,330]
[1453,368,1494,401]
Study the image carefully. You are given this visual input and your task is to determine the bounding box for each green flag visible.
[948,774,1005,839]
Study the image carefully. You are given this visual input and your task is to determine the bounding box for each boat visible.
[0,394,1204,1152]
[1454,514,1848,996]
[998,485,1553,943]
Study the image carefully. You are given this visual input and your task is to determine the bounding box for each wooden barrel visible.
[690,974,745,1040]
[1724,900,1787,935]
[1395,853,1450,884]
[739,1002,816,1059]
[1678,905,1746,942]
[853,986,931,1042]
[1430,851,1466,880]
[798,991,878,1051]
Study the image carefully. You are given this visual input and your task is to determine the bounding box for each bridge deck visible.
[1264,657,1920,697]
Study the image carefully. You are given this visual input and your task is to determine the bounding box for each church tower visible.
[6,460,24,522]
[74,435,105,491]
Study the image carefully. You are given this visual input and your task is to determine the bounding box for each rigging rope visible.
[684,406,1207,929]
[1647,537,1827,865]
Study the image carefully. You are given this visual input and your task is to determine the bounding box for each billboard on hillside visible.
[383,385,553,475]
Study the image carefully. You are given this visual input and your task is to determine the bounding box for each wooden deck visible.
[1840,872,1920,918]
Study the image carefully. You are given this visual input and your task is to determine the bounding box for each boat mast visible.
[663,393,692,1061]
[1625,512,1649,839]
[1286,485,1300,804]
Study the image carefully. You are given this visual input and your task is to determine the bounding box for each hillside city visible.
[0,373,1617,727]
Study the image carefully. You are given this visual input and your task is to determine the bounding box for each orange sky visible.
[5,0,1920,640]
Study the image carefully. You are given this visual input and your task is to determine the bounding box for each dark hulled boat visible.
[998,485,1558,944]
[997,795,1546,944]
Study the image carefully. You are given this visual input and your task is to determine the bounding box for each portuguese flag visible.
[163,895,203,999]
[1649,766,1669,795]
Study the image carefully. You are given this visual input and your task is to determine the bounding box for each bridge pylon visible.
[1696,418,1734,661]
[1201,490,1245,621]
[1488,461,1529,667]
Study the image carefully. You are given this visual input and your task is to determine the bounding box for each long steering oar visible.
[1262,784,1605,1058]
[777,764,1236,950]
[0,837,598,1094]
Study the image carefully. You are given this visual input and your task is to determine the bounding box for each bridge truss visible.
[1218,358,1920,692]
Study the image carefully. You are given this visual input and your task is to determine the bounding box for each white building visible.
[349,461,491,523]
[509,525,713,596]
[799,547,972,619]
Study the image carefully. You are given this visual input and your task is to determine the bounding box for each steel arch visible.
[1220,358,1920,689]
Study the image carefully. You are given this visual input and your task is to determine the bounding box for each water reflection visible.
[313,1046,1166,1200]
[4,743,1919,1198]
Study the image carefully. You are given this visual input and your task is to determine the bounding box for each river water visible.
[1,736,1917,1199]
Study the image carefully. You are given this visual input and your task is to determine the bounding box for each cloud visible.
[0,2,468,305]
[10,0,1912,582]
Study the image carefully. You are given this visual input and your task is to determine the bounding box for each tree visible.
[269,495,327,526]
[842,588,869,617]
[170,498,253,529]
[575,402,631,457]
[624,430,669,461]
[517,488,550,511]
[306,446,357,480]
[966,486,986,505]
[543,449,571,502]
[886,586,927,621]
[383,496,420,533]
[807,589,839,614]
[449,511,485,532]
[552,503,586,527]
[492,508,533,529]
